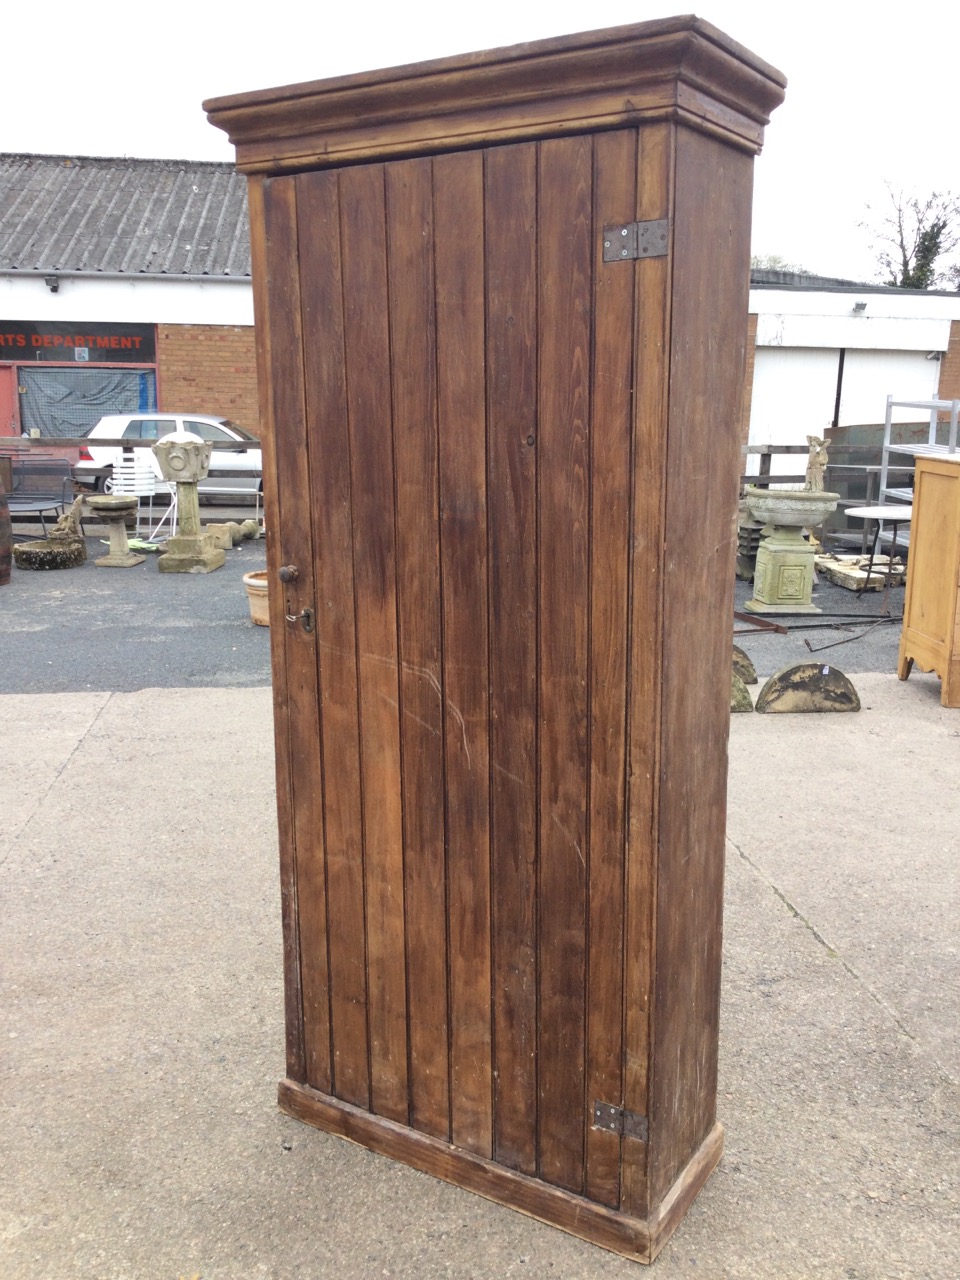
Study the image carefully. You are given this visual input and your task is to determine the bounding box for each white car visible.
[75,413,262,497]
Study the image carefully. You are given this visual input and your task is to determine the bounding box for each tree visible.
[864,184,960,289]
[750,253,809,273]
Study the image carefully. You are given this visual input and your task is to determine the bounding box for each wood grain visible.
[247,176,306,1085]
[385,158,450,1139]
[279,1078,723,1263]
[647,123,754,1206]
[254,175,331,1092]
[206,17,785,173]
[485,141,540,1176]
[434,149,494,1158]
[339,162,409,1124]
[296,168,370,1109]
[583,128,639,1210]
[240,18,777,1251]
[536,134,592,1194]
[898,458,960,707]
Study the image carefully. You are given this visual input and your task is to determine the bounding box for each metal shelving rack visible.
[879,396,960,504]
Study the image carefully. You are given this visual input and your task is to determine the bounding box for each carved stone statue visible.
[805,436,829,493]
[50,496,86,540]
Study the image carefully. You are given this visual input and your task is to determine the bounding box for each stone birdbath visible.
[12,497,87,570]
[152,433,225,574]
[742,436,840,614]
[86,493,145,567]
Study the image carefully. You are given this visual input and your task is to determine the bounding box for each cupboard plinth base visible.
[898,646,960,708]
[278,1078,723,1264]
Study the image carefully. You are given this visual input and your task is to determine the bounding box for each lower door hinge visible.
[592,1100,649,1142]
[602,219,669,263]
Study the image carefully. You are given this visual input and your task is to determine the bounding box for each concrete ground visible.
[1,533,958,1278]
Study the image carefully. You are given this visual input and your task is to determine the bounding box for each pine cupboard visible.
[206,17,785,1262]
[898,456,960,707]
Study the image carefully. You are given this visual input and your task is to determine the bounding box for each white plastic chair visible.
[145,451,178,543]
[110,453,158,537]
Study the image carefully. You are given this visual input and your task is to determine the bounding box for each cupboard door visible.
[266,131,649,1202]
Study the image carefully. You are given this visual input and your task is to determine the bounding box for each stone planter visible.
[13,537,87,570]
[743,485,841,530]
[742,485,841,614]
[243,569,270,625]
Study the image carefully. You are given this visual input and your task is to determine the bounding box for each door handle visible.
[285,605,315,633]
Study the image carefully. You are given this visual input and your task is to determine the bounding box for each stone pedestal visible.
[153,436,225,574]
[743,524,819,614]
[741,485,840,615]
[87,494,145,567]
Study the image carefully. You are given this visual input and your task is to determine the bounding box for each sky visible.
[6,0,959,284]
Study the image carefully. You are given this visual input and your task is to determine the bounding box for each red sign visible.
[0,322,156,364]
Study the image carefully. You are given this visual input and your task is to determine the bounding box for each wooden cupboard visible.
[206,17,784,1262]
[898,456,960,707]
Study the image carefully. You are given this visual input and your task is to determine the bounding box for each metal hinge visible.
[592,1100,649,1141]
[602,219,669,263]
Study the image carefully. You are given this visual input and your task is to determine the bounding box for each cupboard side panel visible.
[485,142,540,1176]
[649,126,755,1204]
[621,121,673,1219]
[905,466,958,646]
[296,169,370,1109]
[536,134,592,1195]
[584,127,638,1209]
[254,175,332,1093]
[339,162,409,1124]
[248,176,306,1085]
[385,158,450,1140]
[434,150,494,1159]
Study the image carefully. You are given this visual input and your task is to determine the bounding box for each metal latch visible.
[285,605,315,633]
[602,219,669,263]
[592,1101,648,1141]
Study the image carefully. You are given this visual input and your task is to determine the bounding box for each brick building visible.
[743,269,960,476]
[0,154,257,439]
[3,154,959,459]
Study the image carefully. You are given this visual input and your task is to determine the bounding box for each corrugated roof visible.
[0,153,250,278]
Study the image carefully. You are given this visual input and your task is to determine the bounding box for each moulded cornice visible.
[204,15,786,173]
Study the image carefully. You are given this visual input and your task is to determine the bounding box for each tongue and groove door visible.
[216,15,784,1261]
[258,126,648,1205]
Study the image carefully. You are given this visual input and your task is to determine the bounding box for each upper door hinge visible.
[602,219,669,263]
[592,1100,649,1141]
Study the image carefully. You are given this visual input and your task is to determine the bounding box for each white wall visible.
[0,274,253,326]
[746,285,959,472]
[755,311,949,353]
[747,347,839,476]
[748,288,960,324]
[838,351,941,426]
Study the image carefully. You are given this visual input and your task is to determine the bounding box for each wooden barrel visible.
[0,475,11,586]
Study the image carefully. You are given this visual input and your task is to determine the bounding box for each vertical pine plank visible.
[536,134,592,1194]
[621,121,673,1219]
[583,128,638,1209]
[339,162,409,1124]
[296,169,370,1110]
[434,149,493,1159]
[485,141,539,1176]
[648,125,754,1205]
[253,175,331,1093]
[248,177,305,1086]
[385,157,450,1140]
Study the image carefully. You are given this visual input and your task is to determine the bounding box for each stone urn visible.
[742,484,840,614]
[743,485,840,531]
[152,433,225,574]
